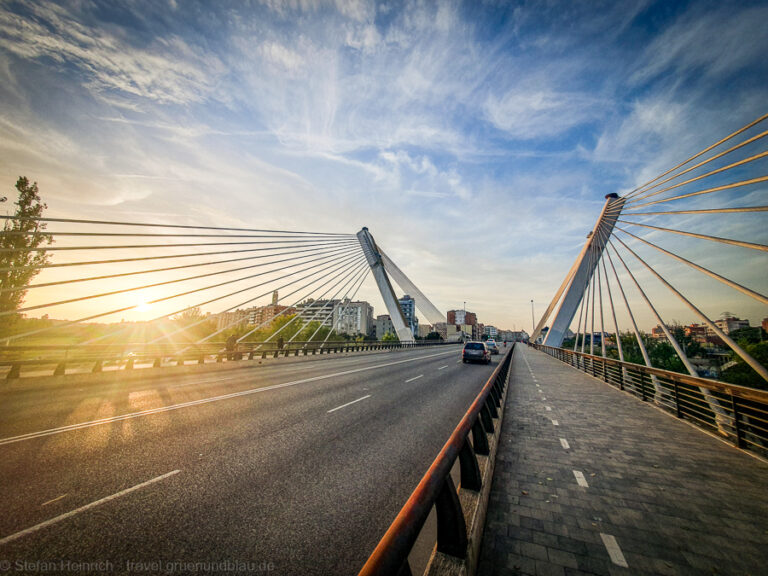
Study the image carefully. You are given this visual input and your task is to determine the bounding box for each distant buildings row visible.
[650,315,766,346]
[214,291,434,340]
[212,291,524,343]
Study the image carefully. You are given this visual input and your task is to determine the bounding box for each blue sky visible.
[0,0,766,331]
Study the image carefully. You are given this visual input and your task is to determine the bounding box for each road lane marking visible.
[327,395,371,413]
[560,438,570,449]
[551,419,559,426]
[573,470,589,487]
[438,365,448,370]
[41,494,68,507]
[600,533,629,567]
[405,374,424,383]
[0,350,458,447]
[0,470,180,546]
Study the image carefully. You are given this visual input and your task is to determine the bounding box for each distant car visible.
[485,340,500,355]
[463,341,491,364]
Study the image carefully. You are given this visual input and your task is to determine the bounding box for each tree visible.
[0,177,52,334]
[381,331,399,342]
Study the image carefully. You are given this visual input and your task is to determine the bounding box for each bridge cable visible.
[624,140,768,204]
[613,226,767,304]
[0,214,354,236]
[304,265,371,347]
[616,220,768,252]
[6,245,364,343]
[174,255,369,354]
[2,243,363,317]
[624,175,768,210]
[621,112,768,200]
[318,268,372,348]
[0,238,359,274]
[148,250,366,346]
[0,242,359,296]
[622,206,768,216]
[610,236,768,383]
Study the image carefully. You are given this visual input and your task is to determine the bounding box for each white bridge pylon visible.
[357,227,445,343]
[533,194,625,346]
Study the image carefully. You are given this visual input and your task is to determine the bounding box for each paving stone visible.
[477,346,768,576]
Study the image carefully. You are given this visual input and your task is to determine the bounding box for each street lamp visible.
[530,299,535,334]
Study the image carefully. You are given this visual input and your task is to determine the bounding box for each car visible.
[462,341,491,364]
[485,340,500,355]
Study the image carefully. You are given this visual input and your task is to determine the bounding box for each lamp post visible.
[530,299,535,335]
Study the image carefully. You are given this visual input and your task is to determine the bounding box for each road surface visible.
[0,345,501,575]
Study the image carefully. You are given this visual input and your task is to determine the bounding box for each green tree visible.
[0,177,52,335]
[381,331,398,342]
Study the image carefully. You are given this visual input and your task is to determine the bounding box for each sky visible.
[0,0,766,333]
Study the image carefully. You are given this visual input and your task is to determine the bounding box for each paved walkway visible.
[478,345,768,576]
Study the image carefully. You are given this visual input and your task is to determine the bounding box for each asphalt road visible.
[0,345,503,575]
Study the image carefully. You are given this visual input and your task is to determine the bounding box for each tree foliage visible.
[0,177,52,334]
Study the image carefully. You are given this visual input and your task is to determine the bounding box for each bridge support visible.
[357,228,415,342]
[534,194,626,346]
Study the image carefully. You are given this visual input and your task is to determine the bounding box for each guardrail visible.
[533,344,768,458]
[359,344,514,576]
[0,340,457,379]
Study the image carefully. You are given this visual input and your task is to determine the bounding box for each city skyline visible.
[0,1,766,332]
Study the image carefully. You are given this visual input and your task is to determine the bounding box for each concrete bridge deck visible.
[478,345,768,576]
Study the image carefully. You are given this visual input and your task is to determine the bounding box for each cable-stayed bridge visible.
[0,116,766,575]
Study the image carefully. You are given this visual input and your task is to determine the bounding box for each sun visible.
[135,301,152,313]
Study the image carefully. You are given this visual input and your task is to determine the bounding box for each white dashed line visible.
[327,395,371,413]
[573,470,589,487]
[560,438,570,449]
[0,350,456,446]
[600,533,629,567]
[40,495,68,507]
[551,419,559,426]
[405,374,424,383]
[0,470,180,546]
[438,365,448,370]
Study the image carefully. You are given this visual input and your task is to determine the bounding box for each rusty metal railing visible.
[359,344,514,576]
[533,343,768,458]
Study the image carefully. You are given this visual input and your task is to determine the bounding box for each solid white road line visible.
[405,374,424,383]
[327,395,371,413]
[0,350,457,447]
[573,470,589,487]
[551,419,559,426]
[0,470,180,546]
[600,533,629,567]
[438,365,448,370]
[560,438,570,449]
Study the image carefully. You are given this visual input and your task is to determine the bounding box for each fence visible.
[533,344,768,458]
[0,340,456,379]
[359,344,514,576]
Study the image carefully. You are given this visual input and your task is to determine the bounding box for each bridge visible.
[0,116,766,575]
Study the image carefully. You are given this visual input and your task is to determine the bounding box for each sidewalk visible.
[478,345,768,576]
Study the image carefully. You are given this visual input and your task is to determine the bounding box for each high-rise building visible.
[333,300,373,336]
[399,294,419,337]
[447,309,476,326]
[295,299,340,327]
[374,315,395,339]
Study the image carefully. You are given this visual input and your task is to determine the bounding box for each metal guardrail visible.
[0,340,456,379]
[533,344,768,458]
[359,344,514,576]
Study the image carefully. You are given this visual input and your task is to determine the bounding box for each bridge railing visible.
[533,344,768,458]
[0,340,457,379]
[359,345,514,576]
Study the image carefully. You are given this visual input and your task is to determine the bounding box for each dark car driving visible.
[462,341,491,364]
